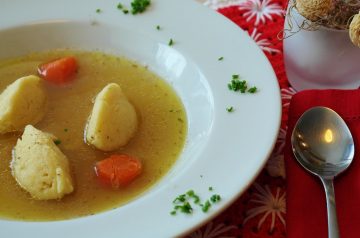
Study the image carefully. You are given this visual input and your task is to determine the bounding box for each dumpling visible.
[11,125,74,200]
[0,75,47,134]
[85,83,138,151]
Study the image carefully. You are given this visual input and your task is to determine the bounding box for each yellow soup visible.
[0,50,187,221]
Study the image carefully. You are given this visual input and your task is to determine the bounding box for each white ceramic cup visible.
[284,3,360,91]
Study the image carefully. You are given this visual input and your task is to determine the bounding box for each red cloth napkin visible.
[285,89,360,238]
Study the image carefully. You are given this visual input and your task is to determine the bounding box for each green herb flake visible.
[168,38,174,46]
[228,76,258,94]
[193,195,200,204]
[201,200,211,212]
[228,78,247,93]
[173,194,186,203]
[53,139,61,145]
[210,194,221,203]
[172,193,193,214]
[248,86,258,93]
[171,189,221,215]
[240,85,247,93]
[226,106,234,112]
[156,25,161,30]
[187,190,200,204]
[123,9,129,14]
[117,3,123,9]
[175,202,193,214]
[96,9,101,13]
[218,56,224,61]
[64,128,68,132]
[232,74,239,80]
[131,0,151,14]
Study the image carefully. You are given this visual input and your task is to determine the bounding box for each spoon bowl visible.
[291,106,355,238]
[292,107,355,178]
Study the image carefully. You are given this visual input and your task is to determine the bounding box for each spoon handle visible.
[321,177,340,238]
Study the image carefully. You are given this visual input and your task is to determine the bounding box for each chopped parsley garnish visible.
[117,3,129,13]
[168,38,174,46]
[156,25,161,30]
[228,75,258,94]
[117,3,123,9]
[172,192,195,214]
[228,79,251,93]
[174,201,193,214]
[179,202,193,213]
[186,190,195,197]
[232,74,239,80]
[130,0,151,14]
[96,9,101,13]
[53,139,61,145]
[173,194,186,203]
[228,78,247,93]
[171,188,221,215]
[187,190,200,204]
[226,106,234,112]
[64,128,68,132]
[218,56,224,61]
[210,194,221,203]
[248,86,258,93]
[117,0,150,15]
[201,200,211,212]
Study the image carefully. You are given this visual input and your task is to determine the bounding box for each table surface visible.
[187,0,290,237]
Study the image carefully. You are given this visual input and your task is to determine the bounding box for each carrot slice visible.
[38,56,78,84]
[95,154,142,188]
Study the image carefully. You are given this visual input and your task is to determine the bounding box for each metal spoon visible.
[291,106,355,238]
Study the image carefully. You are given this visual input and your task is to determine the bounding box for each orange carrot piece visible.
[95,154,142,188]
[38,56,78,84]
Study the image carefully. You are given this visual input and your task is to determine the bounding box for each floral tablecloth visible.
[188,0,293,237]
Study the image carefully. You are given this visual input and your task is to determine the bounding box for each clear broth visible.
[0,50,187,221]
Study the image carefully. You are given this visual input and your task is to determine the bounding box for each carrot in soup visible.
[38,56,78,84]
[95,154,142,188]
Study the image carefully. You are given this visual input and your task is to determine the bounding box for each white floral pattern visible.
[266,153,286,178]
[202,0,246,9]
[239,0,284,26]
[249,28,281,54]
[243,183,286,231]
[188,222,237,238]
[275,127,287,154]
[281,87,297,108]
[266,127,287,178]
